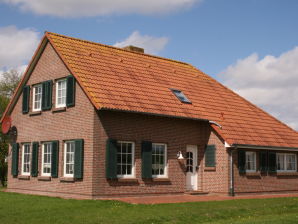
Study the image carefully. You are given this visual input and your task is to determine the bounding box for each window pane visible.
[245,152,256,171]
[152,144,166,176]
[65,142,75,175]
[43,143,52,174]
[116,142,134,176]
[277,154,285,170]
[57,80,67,106]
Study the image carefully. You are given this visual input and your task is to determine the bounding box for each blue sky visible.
[0,0,297,129]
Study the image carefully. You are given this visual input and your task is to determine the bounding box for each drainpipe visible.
[229,148,235,196]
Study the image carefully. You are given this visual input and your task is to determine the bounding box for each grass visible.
[0,191,298,224]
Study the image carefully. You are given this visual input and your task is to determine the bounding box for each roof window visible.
[171,89,191,104]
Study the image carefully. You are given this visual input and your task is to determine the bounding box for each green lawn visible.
[0,191,298,224]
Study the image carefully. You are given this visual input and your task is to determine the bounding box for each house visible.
[1,32,298,199]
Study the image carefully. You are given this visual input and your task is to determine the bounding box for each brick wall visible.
[233,149,298,194]
[92,110,230,197]
[200,131,229,193]
[7,42,97,198]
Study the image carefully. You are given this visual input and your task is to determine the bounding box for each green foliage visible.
[0,69,20,186]
[0,192,298,224]
[0,134,8,186]
[0,69,21,98]
[0,95,9,186]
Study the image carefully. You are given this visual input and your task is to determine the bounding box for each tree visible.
[0,95,9,186]
[0,69,21,186]
[0,69,21,98]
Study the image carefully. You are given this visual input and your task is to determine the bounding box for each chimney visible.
[123,45,144,53]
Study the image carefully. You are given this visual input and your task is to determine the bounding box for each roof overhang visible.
[227,143,298,151]
[99,107,210,123]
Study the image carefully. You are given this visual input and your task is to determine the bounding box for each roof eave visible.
[230,143,298,151]
[98,107,209,123]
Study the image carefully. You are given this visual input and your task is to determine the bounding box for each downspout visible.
[229,148,235,196]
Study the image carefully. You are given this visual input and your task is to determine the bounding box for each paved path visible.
[109,193,298,204]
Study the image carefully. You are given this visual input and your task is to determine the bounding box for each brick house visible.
[1,32,298,199]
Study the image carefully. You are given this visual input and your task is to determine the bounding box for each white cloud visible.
[1,0,202,17]
[219,47,298,131]
[114,31,168,55]
[0,26,39,75]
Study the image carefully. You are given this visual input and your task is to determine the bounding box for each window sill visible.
[29,111,42,116]
[152,178,170,182]
[52,107,66,113]
[117,178,138,183]
[38,176,51,181]
[204,167,216,171]
[60,177,75,182]
[277,172,298,176]
[18,175,30,180]
[245,172,260,176]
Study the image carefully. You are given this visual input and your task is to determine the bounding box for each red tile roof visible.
[3,32,298,148]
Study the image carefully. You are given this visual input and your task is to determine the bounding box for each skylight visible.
[171,89,191,104]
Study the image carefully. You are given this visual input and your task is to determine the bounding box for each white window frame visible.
[55,79,67,108]
[32,84,42,112]
[64,141,75,178]
[245,151,256,172]
[152,143,168,178]
[21,143,31,176]
[277,153,297,172]
[116,141,135,178]
[41,142,52,177]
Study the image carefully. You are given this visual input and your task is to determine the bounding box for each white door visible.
[186,145,198,191]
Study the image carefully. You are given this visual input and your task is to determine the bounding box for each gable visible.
[3,39,95,121]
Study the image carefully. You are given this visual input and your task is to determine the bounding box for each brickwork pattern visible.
[233,150,298,193]
[7,43,97,198]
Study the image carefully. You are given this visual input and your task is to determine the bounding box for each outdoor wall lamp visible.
[177,151,185,160]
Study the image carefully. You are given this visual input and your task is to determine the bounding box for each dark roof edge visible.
[231,144,298,151]
[99,107,209,123]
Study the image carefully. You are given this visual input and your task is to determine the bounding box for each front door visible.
[186,145,198,191]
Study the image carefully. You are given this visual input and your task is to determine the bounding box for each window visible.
[116,141,135,178]
[186,151,193,172]
[171,89,191,104]
[22,144,31,175]
[245,151,256,172]
[33,84,42,111]
[152,143,167,178]
[64,141,75,177]
[42,142,52,176]
[56,79,67,108]
[277,153,297,172]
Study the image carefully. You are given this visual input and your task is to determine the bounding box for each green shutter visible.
[74,139,84,179]
[105,139,117,179]
[22,86,30,114]
[141,141,152,179]
[42,80,53,111]
[259,151,268,172]
[31,142,39,177]
[11,143,19,176]
[51,141,59,178]
[205,145,216,167]
[268,151,277,172]
[66,75,75,107]
[238,150,246,174]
